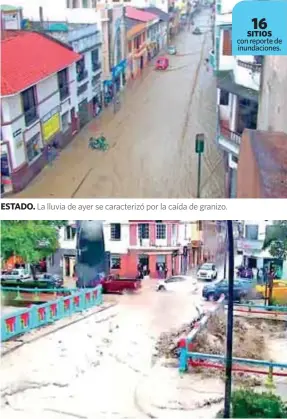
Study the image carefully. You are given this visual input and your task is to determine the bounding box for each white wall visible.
[103,221,130,254]
[1,63,78,170]
[178,222,192,247]
[58,224,77,250]
[233,57,260,91]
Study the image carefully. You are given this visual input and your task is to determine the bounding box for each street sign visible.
[195,133,205,154]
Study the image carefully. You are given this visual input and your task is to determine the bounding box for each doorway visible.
[140,56,144,70]
[63,256,76,277]
[78,99,89,129]
[138,254,149,269]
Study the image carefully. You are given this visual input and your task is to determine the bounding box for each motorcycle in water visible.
[89,136,109,151]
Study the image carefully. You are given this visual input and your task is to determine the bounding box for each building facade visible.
[104,220,182,278]
[1,31,81,194]
[212,0,261,198]
[237,220,287,277]
[257,56,287,134]
[100,5,127,103]
[48,222,77,277]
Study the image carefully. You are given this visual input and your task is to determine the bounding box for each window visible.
[58,69,69,101]
[219,89,229,105]
[26,133,41,163]
[232,155,238,163]
[156,222,166,239]
[245,224,259,240]
[82,0,88,7]
[76,58,87,82]
[198,221,203,231]
[91,49,101,72]
[222,29,232,56]
[110,223,121,240]
[72,0,78,7]
[21,86,38,126]
[61,111,70,132]
[138,223,149,239]
[65,225,76,240]
[111,255,121,269]
[92,0,97,6]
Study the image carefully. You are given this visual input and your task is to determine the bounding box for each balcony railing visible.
[77,69,88,82]
[237,59,262,73]
[220,124,242,146]
[92,62,101,72]
[24,107,38,127]
[59,85,70,101]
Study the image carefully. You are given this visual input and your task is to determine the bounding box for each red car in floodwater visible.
[155,56,169,70]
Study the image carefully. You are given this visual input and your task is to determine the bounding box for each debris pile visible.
[154,319,200,359]
[194,313,266,360]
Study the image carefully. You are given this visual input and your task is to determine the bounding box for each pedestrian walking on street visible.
[47,145,53,166]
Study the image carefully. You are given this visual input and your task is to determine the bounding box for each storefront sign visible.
[13,128,24,149]
[41,107,60,142]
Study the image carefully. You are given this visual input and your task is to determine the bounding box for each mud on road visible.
[16,10,224,199]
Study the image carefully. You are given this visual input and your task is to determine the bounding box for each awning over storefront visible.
[111,59,127,78]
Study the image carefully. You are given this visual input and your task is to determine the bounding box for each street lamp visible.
[223,220,235,418]
[195,133,205,198]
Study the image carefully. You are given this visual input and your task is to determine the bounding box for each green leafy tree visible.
[1,221,68,266]
[263,221,287,260]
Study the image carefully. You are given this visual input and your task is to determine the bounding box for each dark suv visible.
[202,279,254,302]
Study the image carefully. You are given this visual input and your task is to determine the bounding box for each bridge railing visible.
[1,285,103,342]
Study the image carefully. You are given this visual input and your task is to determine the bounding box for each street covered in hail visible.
[13,10,224,199]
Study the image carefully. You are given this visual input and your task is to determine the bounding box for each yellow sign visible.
[42,112,60,142]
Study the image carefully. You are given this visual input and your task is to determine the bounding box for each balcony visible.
[24,107,38,127]
[234,57,261,91]
[218,122,242,155]
[77,69,88,83]
[92,62,101,72]
[59,85,70,101]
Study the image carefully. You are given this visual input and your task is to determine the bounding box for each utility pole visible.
[195,133,205,198]
[223,220,234,418]
[223,225,228,278]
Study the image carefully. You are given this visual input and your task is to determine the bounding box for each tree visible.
[263,221,287,260]
[1,221,68,266]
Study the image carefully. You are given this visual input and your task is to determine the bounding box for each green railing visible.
[1,285,103,342]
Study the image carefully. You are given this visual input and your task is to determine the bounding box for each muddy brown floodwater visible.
[15,10,224,199]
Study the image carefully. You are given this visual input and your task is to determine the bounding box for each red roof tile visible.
[125,6,158,22]
[1,31,81,96]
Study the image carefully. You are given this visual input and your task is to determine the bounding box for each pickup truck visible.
[100,275,141,294]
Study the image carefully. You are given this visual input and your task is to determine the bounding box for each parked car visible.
[197,263,217,281]
[36,273,64,288]
[1,268,31,284]
[156,275,198,293]
[167,45,177,55]
[202,279,254,302]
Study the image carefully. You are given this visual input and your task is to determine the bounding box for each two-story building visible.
[1,30,81,193]
[144,7,169,52]
[212,0,262,198]
[104,220,182,277]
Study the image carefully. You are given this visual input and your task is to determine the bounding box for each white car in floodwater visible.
[156,275,198,294]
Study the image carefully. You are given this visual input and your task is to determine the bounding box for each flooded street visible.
[0,279,207,419]
[16,10,224,199]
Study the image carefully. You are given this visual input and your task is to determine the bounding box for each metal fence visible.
[1,285,102,342]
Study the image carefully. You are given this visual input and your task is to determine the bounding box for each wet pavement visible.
[15,10,225,199]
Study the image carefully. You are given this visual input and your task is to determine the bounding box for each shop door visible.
[138,255,149,269]
[71,108,78,133]
[78,99,89,129]
[140,56,144,70]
